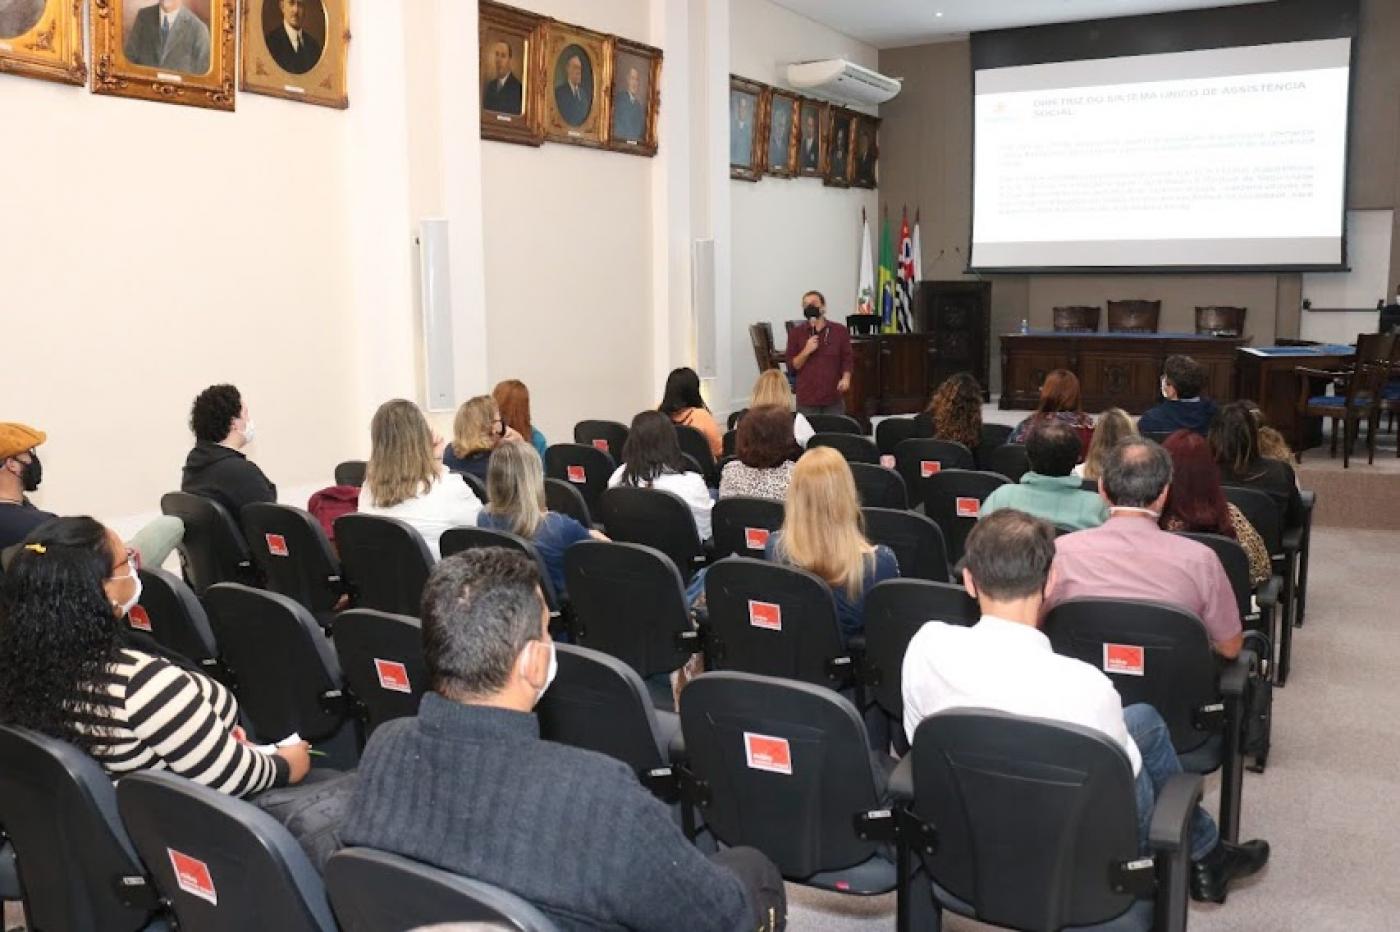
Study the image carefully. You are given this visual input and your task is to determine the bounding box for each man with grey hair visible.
[1044,438,1242,658]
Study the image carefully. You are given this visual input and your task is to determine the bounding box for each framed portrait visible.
[824,107,857,188]
[478,0,541,146]
[606,37,661,157]
[764,88,799,178]
[851,114,879,189]
[729,75,765,182]
[90,0,236,110]
[538,20,611,148]
[0,0,84,85]
[240,0,349,109]
[796,97,827,178]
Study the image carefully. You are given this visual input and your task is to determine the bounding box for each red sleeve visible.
[840,326,854,375]
[784,323,805,368]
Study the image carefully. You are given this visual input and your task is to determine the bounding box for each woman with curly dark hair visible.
[915,373,983,451]
[0,516,309,796]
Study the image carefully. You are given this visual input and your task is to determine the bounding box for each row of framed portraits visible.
[0,0,349,110]
[730,75,879,188]
[479,1,661,157]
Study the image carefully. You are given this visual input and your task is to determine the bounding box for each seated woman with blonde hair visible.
[444,395,521,481]
[747,369,814,447]
[1076,407,1136,480]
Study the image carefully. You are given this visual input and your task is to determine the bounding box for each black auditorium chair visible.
[850,462,908,509]
[863,710,1198,932]
[920,470,1007,567]
[702,557,861,698]
[1043,597,1253,843]
[332,609,427,737]
[544,476,594,527]
[599,486,707,581]
[458,471,488,503]
[722,428,737,458]
[160,490,258,595]
[544,443,615,516]
[1082,477,1102,493]
[876,416,926,456]
[806,413,863,435]
[563,541,701,708]
[1176,531,1281,668]
[242,502,345,626]
[117,771,337,932]
[727,409,746,430]
[975,422,1015,468]
[1222,485,1299,682]
[677,673,896,895]
[573,419,629,462]
[675,424,720,486]
[711,496,784,558]
[983,443,1031,483]
[132,566,226,680]
[440,527,564,629]
[327,848,559,932]
[335,514,434,617]
[0,726,165,932]
[1292,490,1316,627]
[862,507,950,583]
[334,460,366,487]
[808,432,880,464]
[893,439,976,508]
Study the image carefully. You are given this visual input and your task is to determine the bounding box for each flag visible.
[894,209,917,332]
[912,209,923,282]
[878,212,896,333]
[856,212,875,315]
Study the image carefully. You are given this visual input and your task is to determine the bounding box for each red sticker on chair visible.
[128,604,153,633]
[566,465,587,484]
[955,497,980,518]
[374,659,412,694]
[744,732,793,775]
[264,533,289,557]
[879,454,895,469]
[1104,644,1145,677]
[920,460,941,478]
[168,849,217,905]
[744,527,771,551]
[748,600,781,631]
[591,439,610,452]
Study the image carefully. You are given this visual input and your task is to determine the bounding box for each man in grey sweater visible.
[341,548,783,931]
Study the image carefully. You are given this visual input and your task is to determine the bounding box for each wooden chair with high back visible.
[1052,305,1101,333]
[1106,299,1162,333]
[1196,306,1247,337]
[1295,332,1398,468]
[748,323,784,374]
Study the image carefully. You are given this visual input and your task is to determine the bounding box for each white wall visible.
[728,0,879,410]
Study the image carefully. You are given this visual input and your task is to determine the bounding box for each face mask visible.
[530,638,558,707]
[803,304,822,320]
[1160,378,1171,398]
[241,420,256,444]
[114,563,143,617]
[19,453,41,492]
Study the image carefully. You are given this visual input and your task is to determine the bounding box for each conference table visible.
[1235,343,1356,452]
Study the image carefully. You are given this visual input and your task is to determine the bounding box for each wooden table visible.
[1000,332,1246,413]
[1235,344,1355,452]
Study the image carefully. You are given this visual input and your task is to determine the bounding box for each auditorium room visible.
[3,0,1399,929]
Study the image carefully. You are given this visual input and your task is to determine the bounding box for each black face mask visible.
[18,453,41,492]
[803,304,822,320]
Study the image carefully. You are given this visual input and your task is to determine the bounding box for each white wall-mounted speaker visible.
[693,238,716,379]
[417,218,456,412]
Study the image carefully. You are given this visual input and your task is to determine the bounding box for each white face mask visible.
[524,638,558,708]
[114,562,143,617]
[241,419,256,445]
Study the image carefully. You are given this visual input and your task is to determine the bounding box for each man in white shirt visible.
[902,509,1268,904]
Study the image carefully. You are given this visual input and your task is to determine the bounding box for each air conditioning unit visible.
[786,59,901,107]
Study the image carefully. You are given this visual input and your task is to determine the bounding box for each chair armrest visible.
[1281,527,1303,552]
[1300,490,1316,513]
[1255,575,1281,609]
[1148,772,1204,852]
[1219,649,1256,700]
[887,754,914,803]
[667,726,688,766]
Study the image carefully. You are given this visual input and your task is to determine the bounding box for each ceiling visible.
[770,0,1271,50]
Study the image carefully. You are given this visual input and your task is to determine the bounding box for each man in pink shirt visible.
[1045,438,1243,659]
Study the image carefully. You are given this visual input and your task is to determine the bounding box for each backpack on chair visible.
[307,486,360,547]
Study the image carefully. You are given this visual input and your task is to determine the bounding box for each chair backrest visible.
[674,424,719,485]
[332,609,426,736]
[242,502,343,617]
[544,477,593,527]
[1352,332,1400,405]
[1043,597,1219,752]
[334,514,434,617]
[439,526,561,614]
[983,443,1030,482]
[160,491,255,595]
[536,644,669,777]
[722,427,738,457]
[0,726,161,932]
[564,540,695,677]
[1052,305,1101,332]
[326,848,559,932]
[1080,477,1101,493]
[894,438,976,507]
[919,470,1008,566]
[334,460,366,487]
[1196,305,1246,337]
[1221,485,1283,555]
[572,420,629,462]
[702,557,850,689]
[117,771,336,932]
[458,471,488,502]
[978,422,1014,453]
[133,566,222,674]
[849,462,908,509]
[1174,531,1253,621]
[875,416,927,455]
[806,413,863,434]
[863,579,977,721]
[748,322,782,373]
[679,673,884,880]
[728,408,747,431]
[808,432,880,464]
[543,443,616,514]
[711,496,785,558]
[598,486,705,581]
[203,583,346,744]
[861,507,949,582]
[908,710,1141,930]
[1106,299,1161,333]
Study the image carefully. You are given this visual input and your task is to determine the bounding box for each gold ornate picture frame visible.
[538,19,611,149]
[479,0,542,147]
[0,0,85,85]
[851,113,879,189]
[91,0,236,110]
[729,75,766,182]
[606,37,660,157]
[764,87,800,178]
[240,0,349,109]
[824,106,857,188]
[796,97,827,178]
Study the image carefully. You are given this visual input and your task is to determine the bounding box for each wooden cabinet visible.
[847,334,936,419]
[921,281,992,396]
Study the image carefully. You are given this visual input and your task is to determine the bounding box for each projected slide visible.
[971,39,1351,271]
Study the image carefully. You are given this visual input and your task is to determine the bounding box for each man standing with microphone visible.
[785,290,853,417]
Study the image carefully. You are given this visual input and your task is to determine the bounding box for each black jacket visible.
[181,442,277,518]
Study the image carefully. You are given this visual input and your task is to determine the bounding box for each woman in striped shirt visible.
[0,516,310,796]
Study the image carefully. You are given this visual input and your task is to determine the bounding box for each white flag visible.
[856,214,875,315]
[912,214,923,282]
